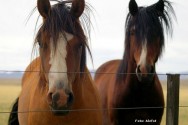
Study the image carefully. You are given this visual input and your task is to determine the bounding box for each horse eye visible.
[79,43,83,49]
[38,41,43,48]
[38,41,41,47]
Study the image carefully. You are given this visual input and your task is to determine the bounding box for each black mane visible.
[117,0,176,81]
[33,0,93,73]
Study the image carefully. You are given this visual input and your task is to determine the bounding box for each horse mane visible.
[32,0,93,73]
[117,0,176,82]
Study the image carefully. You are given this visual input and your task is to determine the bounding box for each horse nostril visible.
[136,65,142,76]
[47,92,53,104]
[67,92,74,106]
[151,66,155,73]
[137,65,141,74]
[52,93,60,102]
[136,65,142,81]
[47,92,60,106]
[147,65,155,74]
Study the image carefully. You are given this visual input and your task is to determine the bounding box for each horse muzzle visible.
[136,64,155,83]
[47,91,74,116]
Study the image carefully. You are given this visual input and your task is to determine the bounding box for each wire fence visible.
[0,69,188,75]
[1,106,188,114]
[0,70,188,114]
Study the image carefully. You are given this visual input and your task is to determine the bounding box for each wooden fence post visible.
[166,74,180,125]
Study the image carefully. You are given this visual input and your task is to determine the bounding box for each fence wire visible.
[1,106,188,114]
[0,70,188,75]
[0,70,188,114]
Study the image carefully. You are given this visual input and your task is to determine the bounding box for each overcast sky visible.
[0,0,187,74]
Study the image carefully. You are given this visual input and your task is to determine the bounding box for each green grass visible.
[0,79,187,125]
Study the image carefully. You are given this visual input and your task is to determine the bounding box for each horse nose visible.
[136,64,155,82]
[47,90,74,108]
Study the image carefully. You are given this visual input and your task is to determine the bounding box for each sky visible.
[0,0,188,74]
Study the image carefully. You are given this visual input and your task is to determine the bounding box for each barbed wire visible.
[1,106,188,114]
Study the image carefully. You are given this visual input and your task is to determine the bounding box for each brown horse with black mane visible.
[95,0,176,125]
[8,0,102,125]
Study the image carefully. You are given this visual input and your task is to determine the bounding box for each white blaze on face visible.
[138,41,147,67]
[48,32,73,92]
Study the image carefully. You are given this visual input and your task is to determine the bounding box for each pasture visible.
[0,78,187,125]
[0,79,21,125]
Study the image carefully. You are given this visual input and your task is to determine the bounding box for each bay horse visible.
[94,0,176,125]
[8,0,102,125]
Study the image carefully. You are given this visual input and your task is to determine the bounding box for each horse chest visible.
[113,86,163,125]
[126,87,156,106]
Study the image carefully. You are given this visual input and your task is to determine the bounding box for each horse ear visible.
[129,0,138,16]
[155,0,164,13]
[70,0,85,18]
[37,0,51,18]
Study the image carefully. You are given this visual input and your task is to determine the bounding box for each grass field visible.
[160,79,188,125]
[0,78,187,125]
[0,79,21,125]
